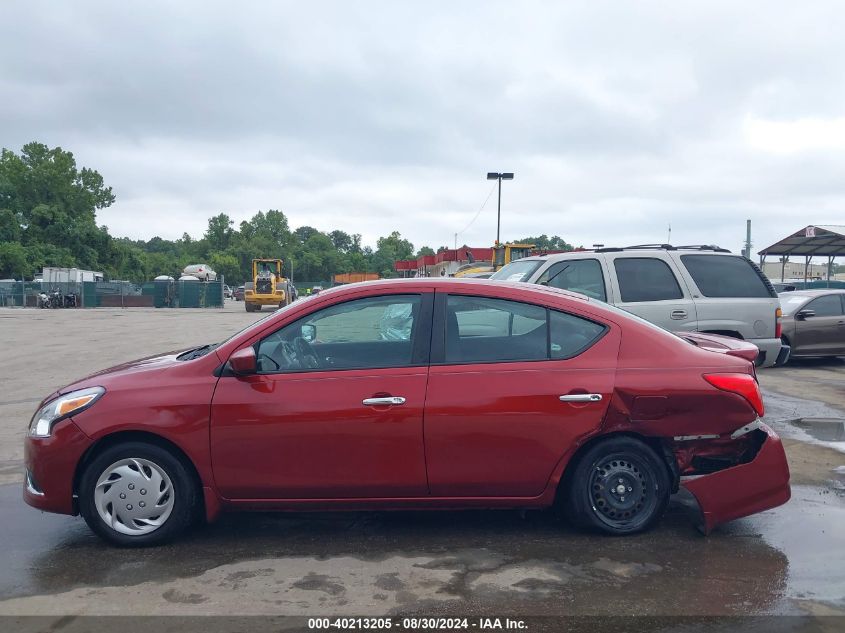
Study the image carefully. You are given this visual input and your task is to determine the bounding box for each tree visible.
[0,142,116,278]
[329,229,353,253]
[371,231,414,278]
[416,246,435,257]
[517,235,573,251]
[294,225,320,244]
[204,213,234,252]
[209,252,241,284]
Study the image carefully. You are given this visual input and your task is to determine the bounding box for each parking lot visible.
[1,304,843,619]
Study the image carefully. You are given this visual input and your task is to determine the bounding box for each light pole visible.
[486,172,514,244]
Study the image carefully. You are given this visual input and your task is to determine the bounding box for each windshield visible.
[490,259,543,282]
[778,294,811,316]
[216,297,316,347]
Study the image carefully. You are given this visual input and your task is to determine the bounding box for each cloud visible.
[2,0,845,257]
[744,115,845,154]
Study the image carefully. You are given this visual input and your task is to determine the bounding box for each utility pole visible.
[486,172,514,244]
[743,219,752,259]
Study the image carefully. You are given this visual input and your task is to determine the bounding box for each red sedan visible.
[24,279,790,546]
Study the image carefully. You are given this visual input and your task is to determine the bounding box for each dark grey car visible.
[779,289,845,359]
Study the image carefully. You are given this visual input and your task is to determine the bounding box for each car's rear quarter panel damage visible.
[603,365,790,533]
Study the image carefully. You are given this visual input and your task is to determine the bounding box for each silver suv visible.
[490,245,788,367]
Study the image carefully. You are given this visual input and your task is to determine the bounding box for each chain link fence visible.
[0,280,226,309]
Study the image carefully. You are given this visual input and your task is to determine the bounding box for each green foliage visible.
[516,234,574,251]
[0,142,420,285]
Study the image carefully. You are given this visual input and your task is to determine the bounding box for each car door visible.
[606,254,698,332]
[423,291,619,497]
[210,292,433,499]
[795,294,845,355]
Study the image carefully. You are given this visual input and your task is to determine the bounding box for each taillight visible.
[703,373,765,417]
[775,307,782,339]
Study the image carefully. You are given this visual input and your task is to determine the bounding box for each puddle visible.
[788,418,845,443]
[762,388,845,455]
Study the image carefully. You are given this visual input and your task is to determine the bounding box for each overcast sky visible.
[2,1,844,254]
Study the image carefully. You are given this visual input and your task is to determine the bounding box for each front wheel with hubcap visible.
[562,436,670,535]
[79,442,198,546]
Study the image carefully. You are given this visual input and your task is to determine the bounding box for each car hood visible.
[57,350,187,394]
[677,332,760,364]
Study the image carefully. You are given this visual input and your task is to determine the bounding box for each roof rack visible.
[594,244,731,253]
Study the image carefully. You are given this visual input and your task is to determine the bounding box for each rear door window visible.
[446,296,547,363]
[614,258,683,302]
[442,295,607,364]
[680,255,775,298]
[537,259,606,301]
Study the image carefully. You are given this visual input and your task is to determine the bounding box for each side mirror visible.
[300,324,316,342]
[229,347,257,375]
[796,309,815,321]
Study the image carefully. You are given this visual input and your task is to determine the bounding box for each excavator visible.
[244,258,293,312]
[453,243,535,278]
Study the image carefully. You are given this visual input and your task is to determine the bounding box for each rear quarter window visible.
[680,255,776,298]
[549,310,607,359]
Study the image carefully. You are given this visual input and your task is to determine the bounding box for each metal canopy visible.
[758,225,845,257]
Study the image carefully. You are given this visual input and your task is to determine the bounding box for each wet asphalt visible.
[0,357,843,617]
[1,463,843,616]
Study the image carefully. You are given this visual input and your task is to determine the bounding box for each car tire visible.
[562,436,670,535]
[79,442,198,547]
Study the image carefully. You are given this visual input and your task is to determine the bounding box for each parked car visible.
[181,264,217,281]
[24,278,790,546]
[233,286,245,301]
[223,285,233,299]
[491,245,788,367]
[779,289,845,359]
[311,285,323,295]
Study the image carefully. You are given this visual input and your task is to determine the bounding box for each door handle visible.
[559,394,603,403]
[362,396,406,406]
[670,309,688,320]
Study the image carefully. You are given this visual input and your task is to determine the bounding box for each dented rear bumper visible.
[681,421,791,534]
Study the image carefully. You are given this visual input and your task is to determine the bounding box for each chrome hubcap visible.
[94,458,174,536]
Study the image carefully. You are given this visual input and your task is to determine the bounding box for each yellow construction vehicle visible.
[492,243,534,270]
[244,258,292,312]
[453,243,535,277]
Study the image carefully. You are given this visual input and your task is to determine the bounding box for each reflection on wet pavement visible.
[1,482,843,617]
[789,418,845,443]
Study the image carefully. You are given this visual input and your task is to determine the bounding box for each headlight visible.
[29,387,105,437]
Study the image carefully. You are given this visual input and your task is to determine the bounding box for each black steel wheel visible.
[563,436,669,535]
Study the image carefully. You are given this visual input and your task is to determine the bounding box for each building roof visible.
[394,246,493,271]
[758,225,845,257]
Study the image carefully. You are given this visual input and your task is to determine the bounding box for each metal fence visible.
[0,280,226,309]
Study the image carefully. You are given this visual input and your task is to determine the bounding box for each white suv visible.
[490,245,788,367]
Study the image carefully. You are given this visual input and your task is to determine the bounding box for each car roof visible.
[778,288,845,297]
[313,276,597,305]
[521,248,741,263]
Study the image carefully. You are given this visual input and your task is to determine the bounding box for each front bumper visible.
[23,420,93,515]
[682,422,790,534]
